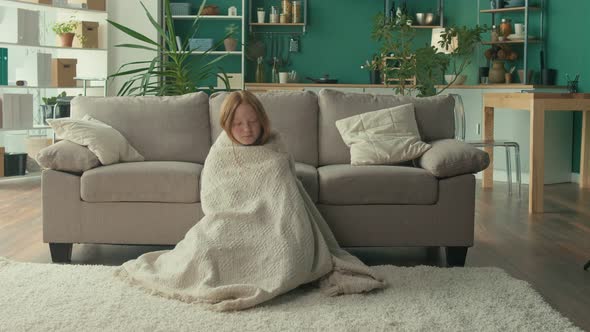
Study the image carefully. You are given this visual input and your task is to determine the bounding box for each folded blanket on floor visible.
[115,131,386,311]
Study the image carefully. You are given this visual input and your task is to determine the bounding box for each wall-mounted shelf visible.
[477,0,545,83]
[480,6,541,13]
[172,15,242,20]
[248,0,308,34]
[0,85,103,89]
[482,39,541,45]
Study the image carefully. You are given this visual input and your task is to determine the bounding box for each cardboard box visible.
[73,21,99,48]
[68,0,106,11]
[51,58,77,87]
[217,73,243,89]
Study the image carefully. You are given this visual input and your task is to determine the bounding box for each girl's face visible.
[231,103,262,145]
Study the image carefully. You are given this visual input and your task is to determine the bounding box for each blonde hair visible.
[219,90,271,145]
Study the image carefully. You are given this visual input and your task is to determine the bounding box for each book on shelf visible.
[0,48,7,86]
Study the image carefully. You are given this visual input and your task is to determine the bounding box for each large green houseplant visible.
[371,13,487,97]
[107,0,233,96]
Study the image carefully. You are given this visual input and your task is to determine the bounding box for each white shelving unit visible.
[165,1,245,90]
[0,0,108,178]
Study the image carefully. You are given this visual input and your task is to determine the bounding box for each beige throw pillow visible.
[47,115,144,165]
[335,104,431,166]
[35,140,101,173]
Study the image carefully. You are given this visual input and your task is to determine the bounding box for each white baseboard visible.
[571,173,580,184]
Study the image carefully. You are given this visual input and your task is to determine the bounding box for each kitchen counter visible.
[245,83,564,89]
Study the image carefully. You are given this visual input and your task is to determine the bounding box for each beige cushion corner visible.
[335,104,431,166]
[418,139,490,178]
[35,140,100,173]
[47,115,144,166]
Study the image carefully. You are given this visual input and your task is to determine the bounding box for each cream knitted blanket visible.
[114,131,386,311]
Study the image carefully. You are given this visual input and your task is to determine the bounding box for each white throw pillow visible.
[335,104,431,165]
[47,115,144,165]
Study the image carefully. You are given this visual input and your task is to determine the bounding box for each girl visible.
[115,90,385,311]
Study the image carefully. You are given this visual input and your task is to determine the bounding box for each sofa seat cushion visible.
[295,162,318,203]
[318,164,438,205]
[81,161,202,203]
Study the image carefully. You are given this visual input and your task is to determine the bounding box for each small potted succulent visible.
[223,24,238,52]
[52,20,79,47]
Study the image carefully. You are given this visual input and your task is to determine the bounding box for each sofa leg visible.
[49,243,73,263]
[445,246,468,267]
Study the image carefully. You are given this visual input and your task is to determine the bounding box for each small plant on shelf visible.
[40,91,67,125]
[52,20,78,47]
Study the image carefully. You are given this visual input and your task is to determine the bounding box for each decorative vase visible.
[255,56,265,83]
[369,70,381,84]
[489,61,507,84]
[59,33,75,47]
[224,37,237,52]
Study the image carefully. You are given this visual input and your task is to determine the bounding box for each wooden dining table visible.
[482,92,590,213]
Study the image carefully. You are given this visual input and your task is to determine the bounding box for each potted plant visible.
[106,0,232,96]
[224,24,238,52]
[360,54,384,84]
[52,20,79,47]
[40,91,67,124]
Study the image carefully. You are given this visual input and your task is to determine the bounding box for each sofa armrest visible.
[417,139,490,178]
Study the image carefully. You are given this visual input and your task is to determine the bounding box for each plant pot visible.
[489,61,507,84]
[369,70,381,84]
[224,37,237,52]
[59,33,75,47]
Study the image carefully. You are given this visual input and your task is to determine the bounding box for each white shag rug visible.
[0,258,581,332]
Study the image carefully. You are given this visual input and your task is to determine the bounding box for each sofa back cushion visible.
[209,91,319,166]
[318,89,455,166]
[71,92,211,163]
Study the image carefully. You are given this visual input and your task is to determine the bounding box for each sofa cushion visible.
[71,92,211,164]
[295,162,318,203]
[81,161,202,203]
[318,89,455,166]
[47,115,144,165]
[335,104,431,165]
[210,91,319,166]
[418,139,490,178]
[317,164,438,205]
[36,140,100,173]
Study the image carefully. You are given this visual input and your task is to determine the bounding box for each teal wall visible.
[176,0,588,173]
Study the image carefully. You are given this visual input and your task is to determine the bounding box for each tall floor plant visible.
[107,0,232,96]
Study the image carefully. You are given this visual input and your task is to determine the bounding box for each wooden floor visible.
[1,176,589,330]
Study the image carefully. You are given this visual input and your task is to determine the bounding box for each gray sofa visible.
[42,89,486,266]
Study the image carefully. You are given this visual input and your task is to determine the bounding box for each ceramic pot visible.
[489,61,507,84]
[224,38,237,52]
[59,33,75,47]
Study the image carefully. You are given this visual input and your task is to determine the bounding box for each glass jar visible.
[292,1,302,23]
[282,0,292,22]
[500,18,512,37]
[270,6,279,23]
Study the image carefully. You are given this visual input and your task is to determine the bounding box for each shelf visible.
[249,23,305,26]
[0,126,50,131]
[172,15,243,20]
[480,6,541,13]
[0,41,107,51]
[188,51,242,55]
[411,25,443,29]
[482,39,541,45]
[0,85,103,89]
[0,0,107,14]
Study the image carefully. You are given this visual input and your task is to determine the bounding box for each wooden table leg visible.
[580,110,590,188]
[482,106,494,188]
[529,101,545,213]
